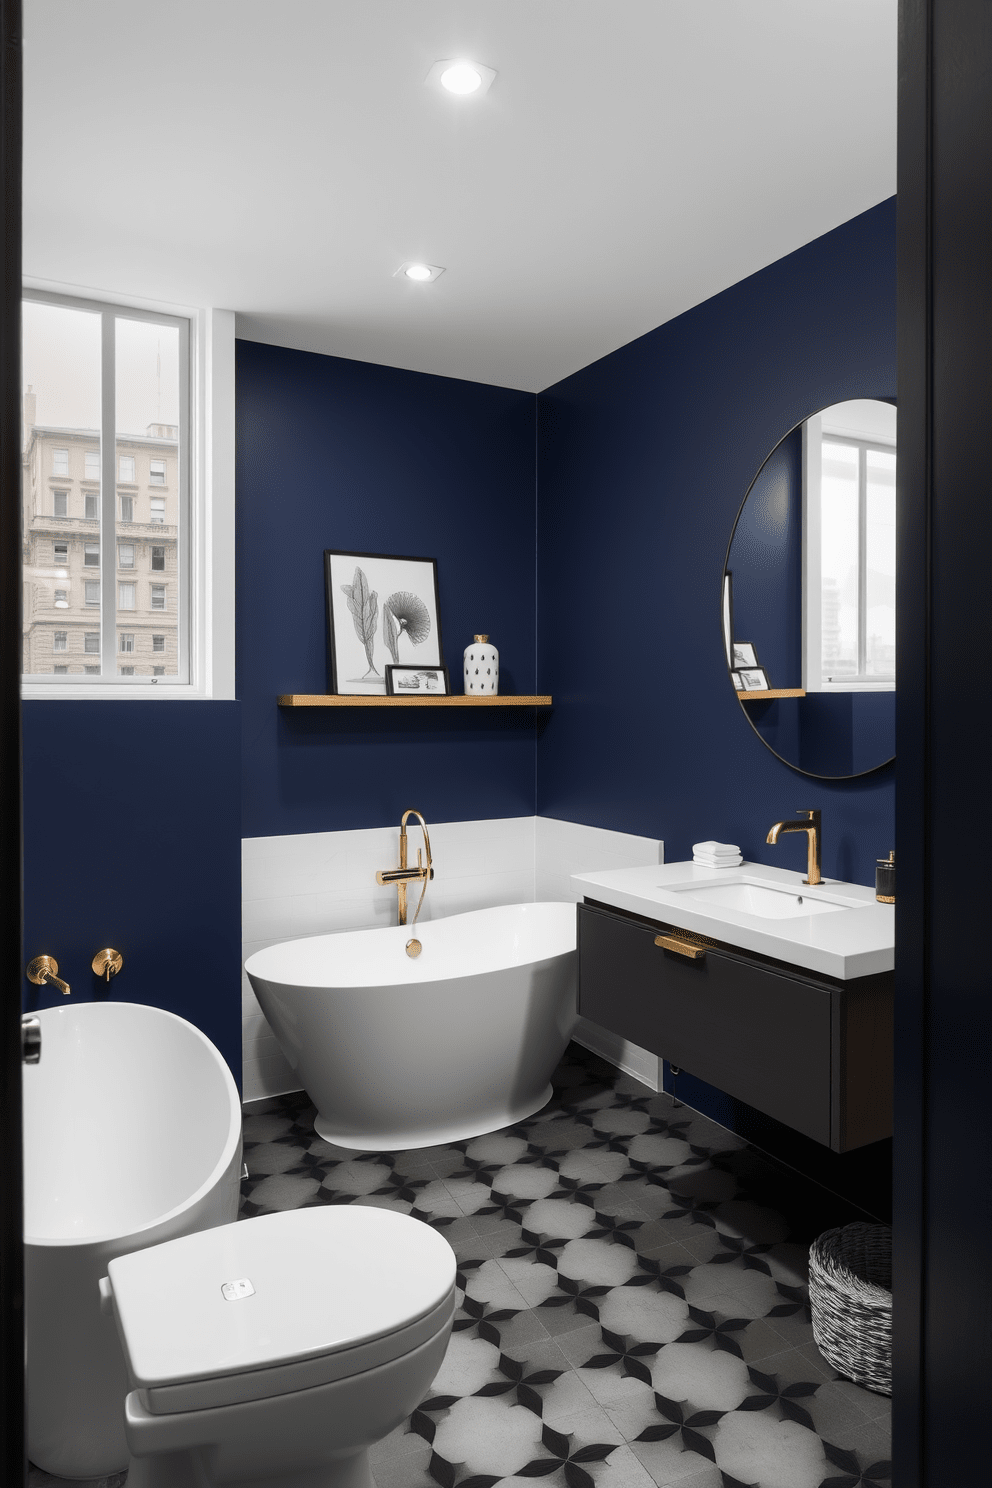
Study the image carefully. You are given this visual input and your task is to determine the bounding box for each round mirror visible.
[722,399,896,779]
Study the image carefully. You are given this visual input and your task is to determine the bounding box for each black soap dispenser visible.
[876,850,895,904]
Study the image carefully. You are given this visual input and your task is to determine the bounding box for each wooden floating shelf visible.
[738,688,806,701]
[278,693,553,708]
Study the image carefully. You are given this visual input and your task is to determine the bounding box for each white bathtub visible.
[23,1001,243,1479]
[246,901,577,1150]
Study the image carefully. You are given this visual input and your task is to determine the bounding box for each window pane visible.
[53,665,68,674]
[85,493,98,519]
[53,631,66,651]
[819,441,860,680]
[84,542,99,567]
[119,454,135,482]
[22,299,101,675]
[84,665,100,674]
[118,583,135,610]
[120,495,134,522]
[84,632,99,654]
[119,666,134,676]
[865,448,896,678]
[119,633,134,653]
[118,543,135,568]
[116,317,180,677]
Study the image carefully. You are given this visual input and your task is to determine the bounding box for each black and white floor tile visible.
[29,1043,890,1488]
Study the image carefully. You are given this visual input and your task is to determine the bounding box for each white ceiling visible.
[23,0,897,394]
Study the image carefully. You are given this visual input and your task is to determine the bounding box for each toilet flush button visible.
[221,1278,255,1302]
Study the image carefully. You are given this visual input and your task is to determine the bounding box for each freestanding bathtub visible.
[23,1001,243,1479]
[246,901,577,1150]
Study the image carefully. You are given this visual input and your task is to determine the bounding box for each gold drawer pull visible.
[654,934,706,961]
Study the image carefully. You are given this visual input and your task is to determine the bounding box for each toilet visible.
[100,1205,457,1488]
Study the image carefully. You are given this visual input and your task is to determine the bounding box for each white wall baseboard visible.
[572,1015,663,1092]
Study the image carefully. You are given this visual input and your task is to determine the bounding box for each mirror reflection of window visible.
[804,400,896,692]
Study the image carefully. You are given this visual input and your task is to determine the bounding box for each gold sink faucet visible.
[766,808,822,885]
[376,809,434,926]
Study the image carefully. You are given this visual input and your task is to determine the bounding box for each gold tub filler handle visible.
[91,948,124,982]
[26,955,71,996]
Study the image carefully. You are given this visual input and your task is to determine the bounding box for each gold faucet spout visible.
[376,809,434,925]
[766,809,822,885]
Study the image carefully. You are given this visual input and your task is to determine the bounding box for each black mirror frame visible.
[722,397,897,782]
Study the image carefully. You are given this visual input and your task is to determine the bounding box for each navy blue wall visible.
[236,342,539,839]
[536,199,896,887]
[21,702,243,1085]
[729,427,803,691]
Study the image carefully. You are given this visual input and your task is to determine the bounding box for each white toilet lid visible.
[108,1206,456,1408]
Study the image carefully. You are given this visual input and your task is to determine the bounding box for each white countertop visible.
[572,860,894,980]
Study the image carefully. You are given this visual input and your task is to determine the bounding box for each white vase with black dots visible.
[464,634,499,695]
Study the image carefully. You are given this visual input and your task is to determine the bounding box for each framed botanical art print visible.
[324,550,444,695]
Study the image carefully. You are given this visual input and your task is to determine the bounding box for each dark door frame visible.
[1,0,24,1481]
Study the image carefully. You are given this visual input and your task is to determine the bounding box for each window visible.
[152,634,165,652]
[22,290,202,693]
[53,665,68,674]
[803,401,897,691]
[119,666,134,676]
[84,632,99,654]
[153,666,165,676]
[119,633,134,654]
[54,589,68,608]
[53,631,67,651]
[84,666,100,674]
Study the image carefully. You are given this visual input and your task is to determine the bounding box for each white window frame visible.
[118,582,136,611]
[802,412,897,694]
[22,285,235,700]
[118,453,136,483]
[52,490,68,517]
[52,447,68,475]
[149,459,166,485]
[119,494,134,522]
[150,583,166,611]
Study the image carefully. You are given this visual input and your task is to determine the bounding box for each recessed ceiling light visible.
[394,262,446,283]
[425,58,497,98]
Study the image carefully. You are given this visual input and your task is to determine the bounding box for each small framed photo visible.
[385,664,450,696]
[738,667,770,691]
[731,671,745,691]
[732,641,759,669]
[324,550,444,695]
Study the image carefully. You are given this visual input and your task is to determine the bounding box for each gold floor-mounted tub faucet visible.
[767,808,822,885]
[376,809,434,941]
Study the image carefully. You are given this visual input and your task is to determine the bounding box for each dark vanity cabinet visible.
[577,900,892,1152]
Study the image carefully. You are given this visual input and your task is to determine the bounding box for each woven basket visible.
[809,1222,892,1395]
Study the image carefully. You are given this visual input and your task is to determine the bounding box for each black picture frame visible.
[731,640,759,670]
[385,664,450,696]
[324,549,444,695]
[737,666,770,691]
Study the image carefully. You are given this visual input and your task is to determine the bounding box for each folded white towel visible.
[692,841,741,858]
[693,852,743,869]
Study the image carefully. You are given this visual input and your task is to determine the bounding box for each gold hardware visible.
[376,809,434,926]
[473,634,489,643]
[91,948,124,982]
[655,934,707,961]
[405,938,422,958]
[26,955,71,996]
[766,807,822,886]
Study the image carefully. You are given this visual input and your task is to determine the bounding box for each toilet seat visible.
[106,1206,456,1415]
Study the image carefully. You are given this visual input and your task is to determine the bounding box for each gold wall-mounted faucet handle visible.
[92,948,124,982]
[26,955,71,997]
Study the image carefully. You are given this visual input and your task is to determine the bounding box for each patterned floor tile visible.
[192,1040,895,1488]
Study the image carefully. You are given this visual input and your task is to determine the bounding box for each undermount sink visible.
[663,876,868,920]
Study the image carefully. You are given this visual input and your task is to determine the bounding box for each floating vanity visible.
[572,861,894,1154]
